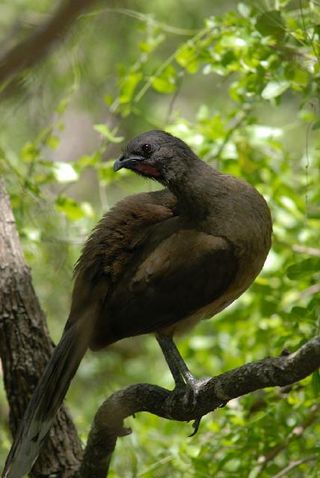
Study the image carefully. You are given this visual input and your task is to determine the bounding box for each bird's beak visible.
[113,154,144,172]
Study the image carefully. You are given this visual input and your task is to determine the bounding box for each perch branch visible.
[79,336,320,478]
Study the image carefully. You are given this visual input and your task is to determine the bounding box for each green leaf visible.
[256,10,285,39]
[53,162,79,183]
[46,135,60,150]
[312,370,320,397]
[97,162,119,184]
[139,33,165,54]
[152,65,177,93]
[119,71,142,104]
[56,96,70,114]
[261,81,290,100]
[312,119,320,130]
[175,44,199,73]
[21,142,39,163]
[55,196,93,220]
[93,124,124,143]
[75,152,101,171]
[237,3,250,18]
[286,258,320,280]
[103,94,113,106]
[21,227,41,242]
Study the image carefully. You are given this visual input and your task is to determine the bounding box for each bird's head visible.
[113,130,198,184]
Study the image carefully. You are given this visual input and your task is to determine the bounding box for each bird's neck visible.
[166,159,223,220]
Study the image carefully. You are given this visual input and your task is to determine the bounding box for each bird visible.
[2,130,272,478]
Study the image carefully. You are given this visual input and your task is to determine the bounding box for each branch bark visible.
[0,0,97,86]
[79,336,320,478]
[0,181,83,476]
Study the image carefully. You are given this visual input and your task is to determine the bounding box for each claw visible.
[189,416,202,437]
[118,426,132,437]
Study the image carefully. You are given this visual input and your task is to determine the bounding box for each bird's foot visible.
[186,376,210,438]
[171,376,211,436]
[181,376,210,407]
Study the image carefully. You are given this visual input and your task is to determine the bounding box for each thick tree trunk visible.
[0,181,83,477]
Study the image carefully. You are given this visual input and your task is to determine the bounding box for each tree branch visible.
[79,336,320,478]
[255,403,319,474]
[0,0,97,86]
[271,456,317,478]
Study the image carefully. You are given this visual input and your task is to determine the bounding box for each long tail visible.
[2,321,88,478]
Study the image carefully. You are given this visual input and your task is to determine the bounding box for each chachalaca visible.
[3,130,272,478]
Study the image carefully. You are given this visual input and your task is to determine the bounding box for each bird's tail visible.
[2,321,88,478]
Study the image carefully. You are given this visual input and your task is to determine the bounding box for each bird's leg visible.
[156,334,186,386]
[155,334,198,389]
[156,334,209,435]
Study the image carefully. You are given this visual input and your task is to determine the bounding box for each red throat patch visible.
[134,163,161,178]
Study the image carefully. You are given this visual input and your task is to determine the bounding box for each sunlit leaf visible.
[152,65,177,93]
[261,81,290,99]
[119,71,143,104]
[53,162,79,183]
[21,143,39,163]
[47,135,60,150]
[94,125,124,143]
[175,44,199,73]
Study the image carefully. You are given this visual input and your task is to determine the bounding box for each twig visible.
[165,70,185,124]
[255,403,319,474]
[292,244,320,257]
[301,283,320,299]
[0,0,97,86]
[271,455,317,478]
[213,110,248,160]
[79,336,320,478]
[83,8,198,36]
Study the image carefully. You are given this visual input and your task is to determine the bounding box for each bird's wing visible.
[98,221,238,344]
[66,189,178,334]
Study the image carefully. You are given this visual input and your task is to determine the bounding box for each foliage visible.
[0,1,320,477]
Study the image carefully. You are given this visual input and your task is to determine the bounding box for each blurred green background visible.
[1,0,320,476]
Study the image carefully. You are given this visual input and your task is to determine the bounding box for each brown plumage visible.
[3,130,272,478]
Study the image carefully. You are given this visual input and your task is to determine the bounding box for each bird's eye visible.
[141,143,152,156]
